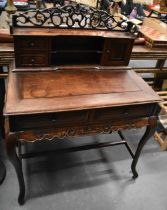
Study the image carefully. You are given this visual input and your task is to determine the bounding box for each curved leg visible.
[0,159,6,185]
[131,116,157,178]
[6,133,25,205]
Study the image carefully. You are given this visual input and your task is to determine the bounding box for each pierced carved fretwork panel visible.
[12,3,138,33]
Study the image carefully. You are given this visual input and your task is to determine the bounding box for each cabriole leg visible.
[6,133,25,205]
[131,116,157,178]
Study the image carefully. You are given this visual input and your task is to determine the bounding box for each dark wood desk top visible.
[4,69,161,116]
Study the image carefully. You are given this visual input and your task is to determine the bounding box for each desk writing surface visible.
[4,69,161,115]
[20,70,140,98]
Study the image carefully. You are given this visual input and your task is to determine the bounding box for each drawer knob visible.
[30,42,35,47]
[31,58,35,63]
[106,50,110,53]
[52,119,56,124]
[124,112,129,116]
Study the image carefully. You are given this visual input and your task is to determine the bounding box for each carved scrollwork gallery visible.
[12,3,138,33]
[18,119,149,142]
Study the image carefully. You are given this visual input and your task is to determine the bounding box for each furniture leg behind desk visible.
[131,45,167,90]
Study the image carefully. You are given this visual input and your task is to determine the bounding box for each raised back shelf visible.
[13,28,134,68]
[11,4,137,70]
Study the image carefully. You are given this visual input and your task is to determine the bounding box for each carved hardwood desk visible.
[4,4,162,205]
[4,68,161,204]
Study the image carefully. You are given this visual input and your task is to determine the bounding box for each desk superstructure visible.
[4,4,161,205]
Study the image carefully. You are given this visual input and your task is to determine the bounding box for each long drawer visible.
[9,110,89,131]
[9,104,155,132]
[94,104,154,122]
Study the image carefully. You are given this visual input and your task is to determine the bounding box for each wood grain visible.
[4,69,161,115]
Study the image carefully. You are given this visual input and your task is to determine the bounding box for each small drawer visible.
[9,110,89,131]
[14,37,49,50]
[94,104,154,122]
[15,53,49,67]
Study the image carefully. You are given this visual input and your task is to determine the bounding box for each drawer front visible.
[9,110,89,131]
[15,53,49,67]
[9,104,155,132]
[14,37,49,50]
[94,104,154,122]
